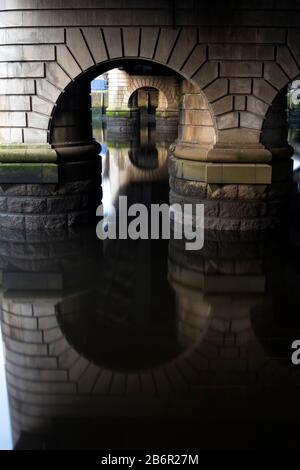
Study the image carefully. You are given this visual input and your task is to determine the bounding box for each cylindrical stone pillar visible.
[169,80,293,231]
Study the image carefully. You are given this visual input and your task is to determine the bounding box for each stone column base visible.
[0,142,101,232]
[169,147,293,231]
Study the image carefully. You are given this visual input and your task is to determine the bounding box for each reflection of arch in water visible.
[0,231,211,446]
[2,229,300,447]
[101,144,170,212]
[126,80,178,112]
[128,144,159,170]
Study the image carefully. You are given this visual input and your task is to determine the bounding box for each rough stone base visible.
[169,176,292,231]
[0,180,100,231]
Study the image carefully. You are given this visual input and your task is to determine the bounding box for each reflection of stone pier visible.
[1,226,300,448]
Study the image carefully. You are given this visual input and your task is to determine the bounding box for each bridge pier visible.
[0,2,298,232]
[0,143,100,231]
[169,82,293,230]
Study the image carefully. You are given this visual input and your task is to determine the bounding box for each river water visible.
[1,121,300,450]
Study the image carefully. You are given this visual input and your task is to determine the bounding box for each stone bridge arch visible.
[124,76,179,111]
[1,7,300,231]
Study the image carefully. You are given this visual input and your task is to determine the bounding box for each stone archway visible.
[125,76,179,111]
[0,24,298,231]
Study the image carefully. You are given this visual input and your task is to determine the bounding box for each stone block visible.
[252,78,277,104]
[204,200,219,217]
[256,164,272,184]
[6,361,67,382]
[0,213,24,229]
[4,271,62,291]
[102,27,122,59]
[0,184,27,196]
[205,164,223,182]
[140,27,159,58]
[1,322,42,343]
[81,27,107,63]
[0,62,44,78]
[43,327,63,343]
[198,27,285,44]
[2,311,37,330]
[0,96,30,111]
[56,45,81,79]
[69,357,89,381]
[203,79,228,102]
[211,95,233,115]
[169,157,206,182]
[0,45,55,61]
[219,201,259,218]
[37,316,58,330]
[0,163,57,184]
[276,45,299,79]
[287,29,300,70]
[238,184,268,200]
[6,371,75,394]
[93,369,113,395]
[217,112,239,130]
[181,44,207,78]
[6,350,57,369]
[27,112,50,130]
[178,124,215,144]
[220,61,262,77]
[168,27,198,71]
[234,95,246,110]
[0,27,64,44]
[205,216,240,231]
[2,301,32,316]
[58,348,80,369]
[264,62,288,90]
[7,197,47,214]
[240,111,263,130]
[25,214,67,230]
[181,80,199,94]
[229,78,251,94]
[23,128,48,144]
[180,109,213,126]
[239,217,280,231]
[154,27,179,64]
[0,112,26,127]
[66,28,94,70]
[218,128,260,144]
[122,27,139,56]
[46,62,70,90]
[182,93,207,110]
[31,96,53,115]
[221,164,256,184]
[78,363,101,393]
[246,95,268,116]
[3,336,48,356]
[0,128,22,143]
[0,196,7,210]
[193,62,218,89]
[169,176,207,198]
[0,78,35,94]
[207,184,238,199]
[209,44,274,60]
[36,79,61,103]
[33,303,56,317]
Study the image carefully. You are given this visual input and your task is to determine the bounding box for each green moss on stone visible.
[106,110,132,118]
